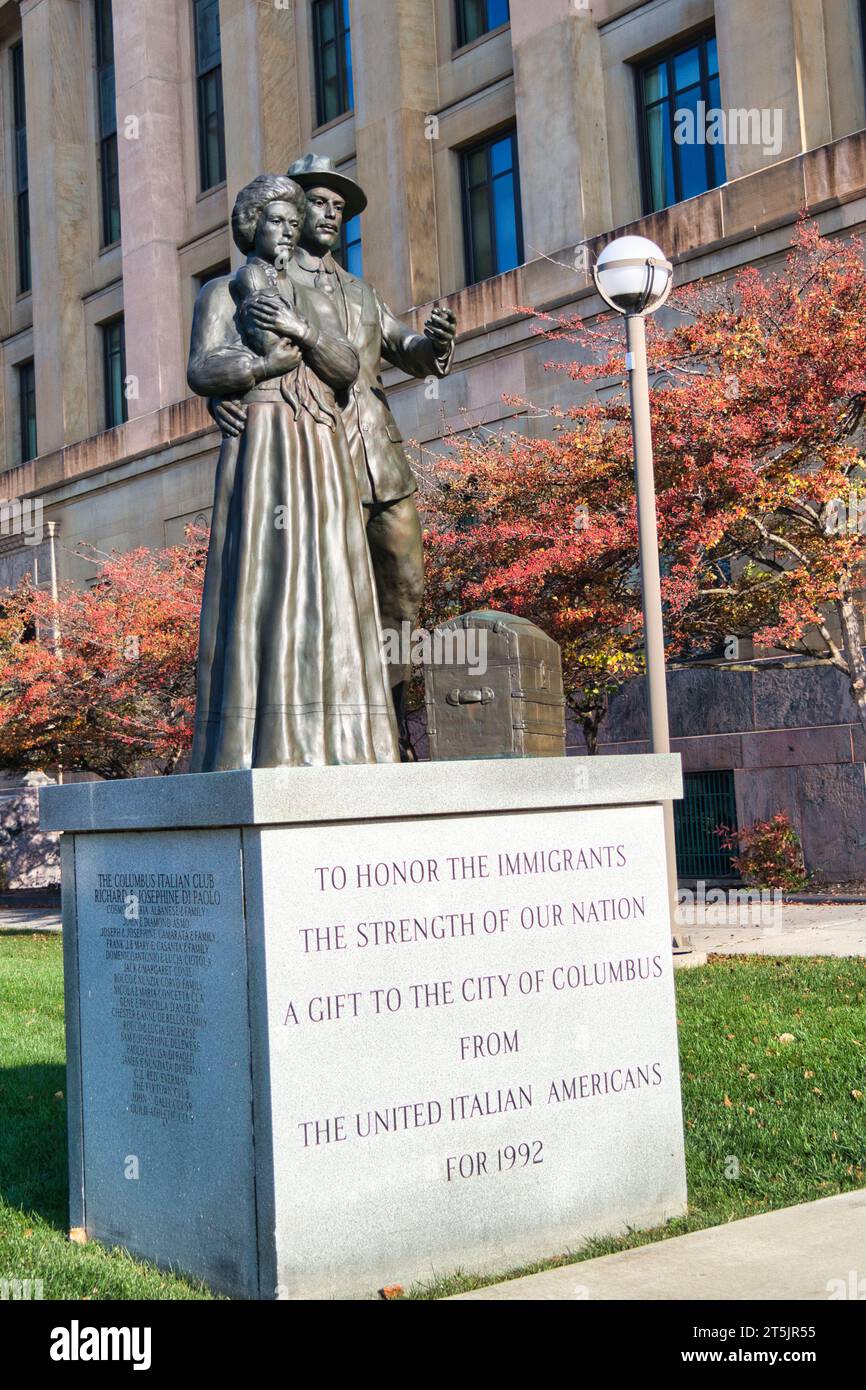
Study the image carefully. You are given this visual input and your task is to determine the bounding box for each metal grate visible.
[674,769,738,880]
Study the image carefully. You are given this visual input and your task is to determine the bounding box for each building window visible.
[313,0,353,127]
[195,261,231,292]
[638,30,725,214]
[460,127,523,287]
[95,0,120,247]
[456,0,510,48]
[11,42,30,295]
[102,318,127,429]
[193,0,226,191]
[17,361,37,463]
[336,214,362,277]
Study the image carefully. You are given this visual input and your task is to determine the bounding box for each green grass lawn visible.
[1,935,864,1300]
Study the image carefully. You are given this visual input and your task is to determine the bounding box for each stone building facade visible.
[2,0,866,878]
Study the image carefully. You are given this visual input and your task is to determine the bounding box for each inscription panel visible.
[258,803,687,1298]
[74,829,258,1297]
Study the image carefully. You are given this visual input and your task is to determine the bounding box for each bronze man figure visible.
[211,154,457,757]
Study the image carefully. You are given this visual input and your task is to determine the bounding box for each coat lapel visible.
[334,263,366,345]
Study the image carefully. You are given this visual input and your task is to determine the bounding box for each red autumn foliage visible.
[419,221,866,747]
[0,530,206,778]
[718,813,809,892]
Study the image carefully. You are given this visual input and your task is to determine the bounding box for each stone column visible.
[113,0,189,417]
[351,0,440,311]
[20,0,91,451]
[218,0,301,228]
[511,0,612,259]
[716,0,832,180]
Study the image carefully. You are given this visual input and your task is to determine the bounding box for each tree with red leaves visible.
[0,531,206,778]
[418,411,645,752]
[420,221,866,744]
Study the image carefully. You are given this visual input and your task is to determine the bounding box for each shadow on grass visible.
[0,1063,69,1229]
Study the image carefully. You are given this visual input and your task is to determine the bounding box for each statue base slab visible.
[41,755,686,1300]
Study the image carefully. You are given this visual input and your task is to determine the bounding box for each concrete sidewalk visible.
[0,906,61,933]
[451,1189,866,1299]
[680,902,866,958]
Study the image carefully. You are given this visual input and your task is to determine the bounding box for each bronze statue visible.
[211,154,457,757]
[187,175,400,770]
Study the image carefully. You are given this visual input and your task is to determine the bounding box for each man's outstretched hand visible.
[424,304,457,357]
[209,398,249,438]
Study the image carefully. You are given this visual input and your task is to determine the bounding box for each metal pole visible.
[48,521,60,617]
[47,520,64,785]
[624,313,684,949]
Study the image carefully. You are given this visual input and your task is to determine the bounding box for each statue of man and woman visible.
[187,155,456,772]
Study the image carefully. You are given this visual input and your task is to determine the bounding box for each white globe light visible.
[593,235,673,315]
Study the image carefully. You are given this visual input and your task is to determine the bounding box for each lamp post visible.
[593,235,685,947]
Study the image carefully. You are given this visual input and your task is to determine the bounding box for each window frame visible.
[636,27,724,216]
[102,316,128,430]
[17,360,37,464]
[459,124,524,288]
[455,0,510,51]
[312,0,354,129]
[95,0,120,249]
[193,0,226,193]
[336,213,362,277]
[11,41,31,296]
[195,261,231,292]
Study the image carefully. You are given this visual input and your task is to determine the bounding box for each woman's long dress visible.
[188,281,400,770]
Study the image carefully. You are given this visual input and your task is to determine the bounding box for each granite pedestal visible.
[41,754,687,1300]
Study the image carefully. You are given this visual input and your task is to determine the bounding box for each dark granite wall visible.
[569,664,866,882]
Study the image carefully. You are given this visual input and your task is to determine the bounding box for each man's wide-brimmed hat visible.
[286,153,367,220]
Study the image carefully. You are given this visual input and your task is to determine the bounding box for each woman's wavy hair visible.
[231,175,306,255]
